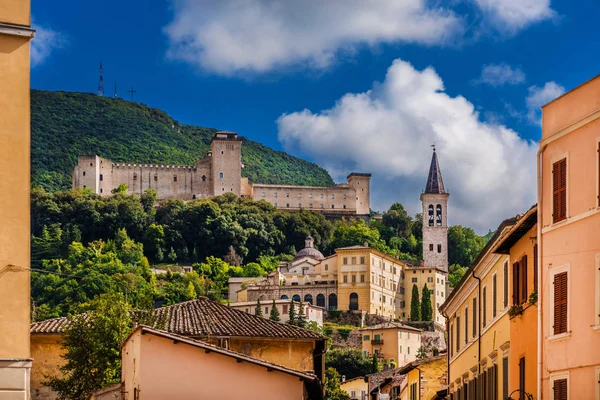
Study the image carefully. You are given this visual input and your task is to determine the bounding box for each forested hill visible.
[31,90,335,191]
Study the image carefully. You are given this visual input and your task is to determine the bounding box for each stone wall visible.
[245,284,338,310]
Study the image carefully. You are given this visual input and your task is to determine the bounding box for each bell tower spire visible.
[421,146,449,272]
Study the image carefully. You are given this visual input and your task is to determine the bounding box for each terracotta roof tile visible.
[30,316,70,333]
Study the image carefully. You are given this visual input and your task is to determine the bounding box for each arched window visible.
[316,294,326,308]
[349,293,359,311]
[280,295,289,300]
[304,294,313,305]
[219,172,224,179]
[292,294,301,302]
[201,175,206,182]
[436,204,442,226]
[328,294,338,311]
[428,205,434,226]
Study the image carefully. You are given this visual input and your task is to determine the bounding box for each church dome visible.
[294,236,325,261]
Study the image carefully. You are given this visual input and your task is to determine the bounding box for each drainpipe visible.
[472,270,482,400]
[537,144,547,400]
[415,366,423,400]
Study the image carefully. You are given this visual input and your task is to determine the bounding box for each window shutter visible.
[553,159,567,223]
[493,274,497,317]
[553,378,567,400]
[483,287,487,327]
[533,244,538,293]
[554,272,568,335]
[512,262,519,305]
[521,256,528,304]
[504,262,509,308]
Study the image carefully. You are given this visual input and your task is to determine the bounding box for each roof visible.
[32,297,324,340]
[424,149,446,194]
[360,322,422,333]
[127,326,321,390]
[340,376,368,385]
[227,277,265,283]
[396,354,447,375]
[541,72,600,108]
[493,205,537,254]
[155,297,324,340]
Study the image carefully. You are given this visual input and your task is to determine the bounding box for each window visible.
[282,305,288,314]
[465,307,469,344]
[352,257,357,264]
[436,204,442,225]
[503,357,509,400]
[154,175,158,181]
[361,274,365,283]
[352,275,356,283]
[552,158,567,223]
[274,202,278,207]
[320,193,324,198]
[219,172,224,179]
[202,175,206,182]
[428,205,434,226]
[504,261,509,308]
[320,204,324,209]
[331,194,335,199]
[286,193,289,198]
[473,297,477,338]
[274,192,278,197]
[90,163,93,166]
[360,256,365,264]
[343,257,348,265]
[519,358,526,400]
[552,377,568,400]
[99,174,103,181]
[298,203,301,208]
[410,382,418,400]
[437,244,442,253]
[82,171,86,176]
[324,264,328,271]
[534,244,539,293]
[100,188,103,193]
[456,316,461,352]
[309,193,313,198]
[553,271,568,335]
[493,273,497,318]
[173,176,177,182]
[483,287,487,328]
[133,174,137,180]
[412,277,417,283]
[286,203,289,208]
[449,324,454,357]
[309,204,313,208]
[298,194,302,198]
[331,204,335,209]
[513,256,528,305]
[343,275,348,283]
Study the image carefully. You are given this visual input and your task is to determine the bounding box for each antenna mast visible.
[114,81,118,98]
[97,61,104,96]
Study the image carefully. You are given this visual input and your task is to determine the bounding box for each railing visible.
[371,339,384,345]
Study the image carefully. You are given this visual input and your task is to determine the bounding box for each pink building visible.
[539,74,600,400]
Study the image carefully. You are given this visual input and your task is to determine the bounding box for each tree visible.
[449,264,468,288]
[416,346,430,360]
[421,284,433,321]
[287,299,297,325]
[324,368,351,400]
[185,281,197,300]
[411,284,421,321]
[448,225,485,268]
[46,293,132,400]
[269,299,280,322]
[325,348,378,380]
[255,298,263,317]
[111,183,128,194]
[296,302,307,328]
[167,247,177,262]
[371,353,381,373]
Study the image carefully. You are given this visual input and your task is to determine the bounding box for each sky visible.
[31,0,600,233]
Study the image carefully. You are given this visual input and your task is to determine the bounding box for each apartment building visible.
[360,322,422,370]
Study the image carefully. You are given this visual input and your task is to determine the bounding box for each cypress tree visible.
[255,298,263,317]
[287,299,297,325]
[296,302,307,328]
[421,283,433,321]
[269,299,281,322]
[410,284,421,321]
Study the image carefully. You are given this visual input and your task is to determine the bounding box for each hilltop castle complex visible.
[72,131,371,216]
[232,148,450,325]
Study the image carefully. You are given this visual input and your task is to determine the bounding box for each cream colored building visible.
[360,322,422,370]
[404,265,447,324]
[440,217,517,400]
[73,132,372,216]
[228,299,324,326]
[397,355,447,400]
[340,376,369,400]
[0,2,35,398]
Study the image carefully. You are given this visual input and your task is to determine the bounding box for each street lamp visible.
[507,389,534,400]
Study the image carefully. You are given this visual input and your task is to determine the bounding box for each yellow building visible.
[440,216,518,400]
[404,265,447,324]
[360,322,422,370]
[340,376,368,400]
[398,355,447,400]
[491,206,538,399]
[0,1,35,397]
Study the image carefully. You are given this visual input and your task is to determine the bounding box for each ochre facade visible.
[72,132,372,216]
[0,1,34,398]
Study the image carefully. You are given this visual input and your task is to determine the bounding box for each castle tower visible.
[347,173,371,215]
[210,131,242,196]
[420,147,449,272]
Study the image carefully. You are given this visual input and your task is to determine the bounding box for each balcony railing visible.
[371,339,384,345]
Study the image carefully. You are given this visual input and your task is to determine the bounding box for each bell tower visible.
[421,146,449,272]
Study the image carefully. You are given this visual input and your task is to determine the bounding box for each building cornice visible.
[0,22,35,38]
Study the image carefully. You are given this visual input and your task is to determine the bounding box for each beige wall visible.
[540,75,600,400]
[122,330,306,400]
[253,184,358,213]
[30,334,64,400]
[360,327,421,368]
[0,4,33,399]
[340,378,368,400]
[402,358,447,400]
[228,337,316,373]
[211,135,242,196]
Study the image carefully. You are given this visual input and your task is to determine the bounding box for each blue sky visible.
[31,0,600,232]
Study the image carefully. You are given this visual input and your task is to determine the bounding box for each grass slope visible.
[31,90,335,191]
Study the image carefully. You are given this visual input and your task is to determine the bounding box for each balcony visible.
[371,339,384,345]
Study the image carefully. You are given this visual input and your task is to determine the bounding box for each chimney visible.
[363,242,369,247]
[342,375,346,383]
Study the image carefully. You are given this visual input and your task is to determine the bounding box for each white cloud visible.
[31,22,66,67]
[277,59,538,233]
[477,63,526,86]
[474,0,555,33]
[526,81,565,124]
[164,0,462,75]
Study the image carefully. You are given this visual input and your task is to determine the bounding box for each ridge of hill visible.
[31,90,335,191]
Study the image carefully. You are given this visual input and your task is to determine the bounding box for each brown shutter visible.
[553,159,567,223]
[553,378,568,400]
[512,262,519,305]
[521,256,528,304]
[533,244,538,293]
[554,272,568,335]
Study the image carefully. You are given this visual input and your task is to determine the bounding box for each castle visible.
[72,131,371,216]
[231,148,450,325]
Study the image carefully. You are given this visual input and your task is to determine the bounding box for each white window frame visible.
[550,372,569,400]
[550,152,569,226]
[549,264,571,341]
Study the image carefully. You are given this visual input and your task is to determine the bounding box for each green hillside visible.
[31,90,335,191]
